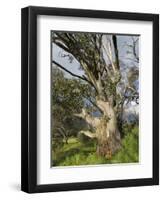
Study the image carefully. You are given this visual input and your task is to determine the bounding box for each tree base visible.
[96,135,121,158]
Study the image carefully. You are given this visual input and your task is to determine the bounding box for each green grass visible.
[52,125,139,166]
[110,126,139,163]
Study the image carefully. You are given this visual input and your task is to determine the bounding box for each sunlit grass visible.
[52,125,139,166]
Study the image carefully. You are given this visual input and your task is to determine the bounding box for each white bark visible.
[74,108,101,128]
[74,99,121,155]
[79,130,97,138]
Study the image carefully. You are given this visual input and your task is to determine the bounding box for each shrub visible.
[111,125,139,163]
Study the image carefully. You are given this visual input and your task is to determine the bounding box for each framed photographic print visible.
[21,6,159,193]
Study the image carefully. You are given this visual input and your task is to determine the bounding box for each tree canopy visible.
[51,31,139,157]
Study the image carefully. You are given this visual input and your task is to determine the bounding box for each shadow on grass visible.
[53,140,96,166]
[52,126,139,166]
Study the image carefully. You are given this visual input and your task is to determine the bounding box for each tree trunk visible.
[96,100,121,158]
[74,100,122,158]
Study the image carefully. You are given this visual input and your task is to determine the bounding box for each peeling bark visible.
[96,100,121,157]
[79,130,97,138]
[75,100,121,157]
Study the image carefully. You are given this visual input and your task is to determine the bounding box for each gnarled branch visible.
[79,130,97,138]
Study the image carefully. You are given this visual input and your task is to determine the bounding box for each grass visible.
[110,126,139,163]
[52,125,139,167]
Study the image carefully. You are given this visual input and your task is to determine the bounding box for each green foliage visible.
[51,67,92,149]
[52,67,85,115]
[110,126,139,163]
[52,137,108,166]
[52,125,139,166]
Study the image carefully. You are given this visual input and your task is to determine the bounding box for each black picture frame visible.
[21,6,159,193]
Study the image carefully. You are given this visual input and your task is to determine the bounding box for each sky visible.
[52,34,139,78]
[52,33,139,112]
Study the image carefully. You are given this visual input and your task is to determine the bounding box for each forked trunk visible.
[74,100,122,158]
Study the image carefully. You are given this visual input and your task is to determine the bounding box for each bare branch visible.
[52,60,97,91]
[85,97,103,114]
[131,37,139,62]
[124,37,139,63]
[112,35,120,70]
[79,130,97,138]
[53,41,70,53]
[102,40,116,72]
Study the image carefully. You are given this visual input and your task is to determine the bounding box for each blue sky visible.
[52,35,139,78]
[52,33,139,111]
